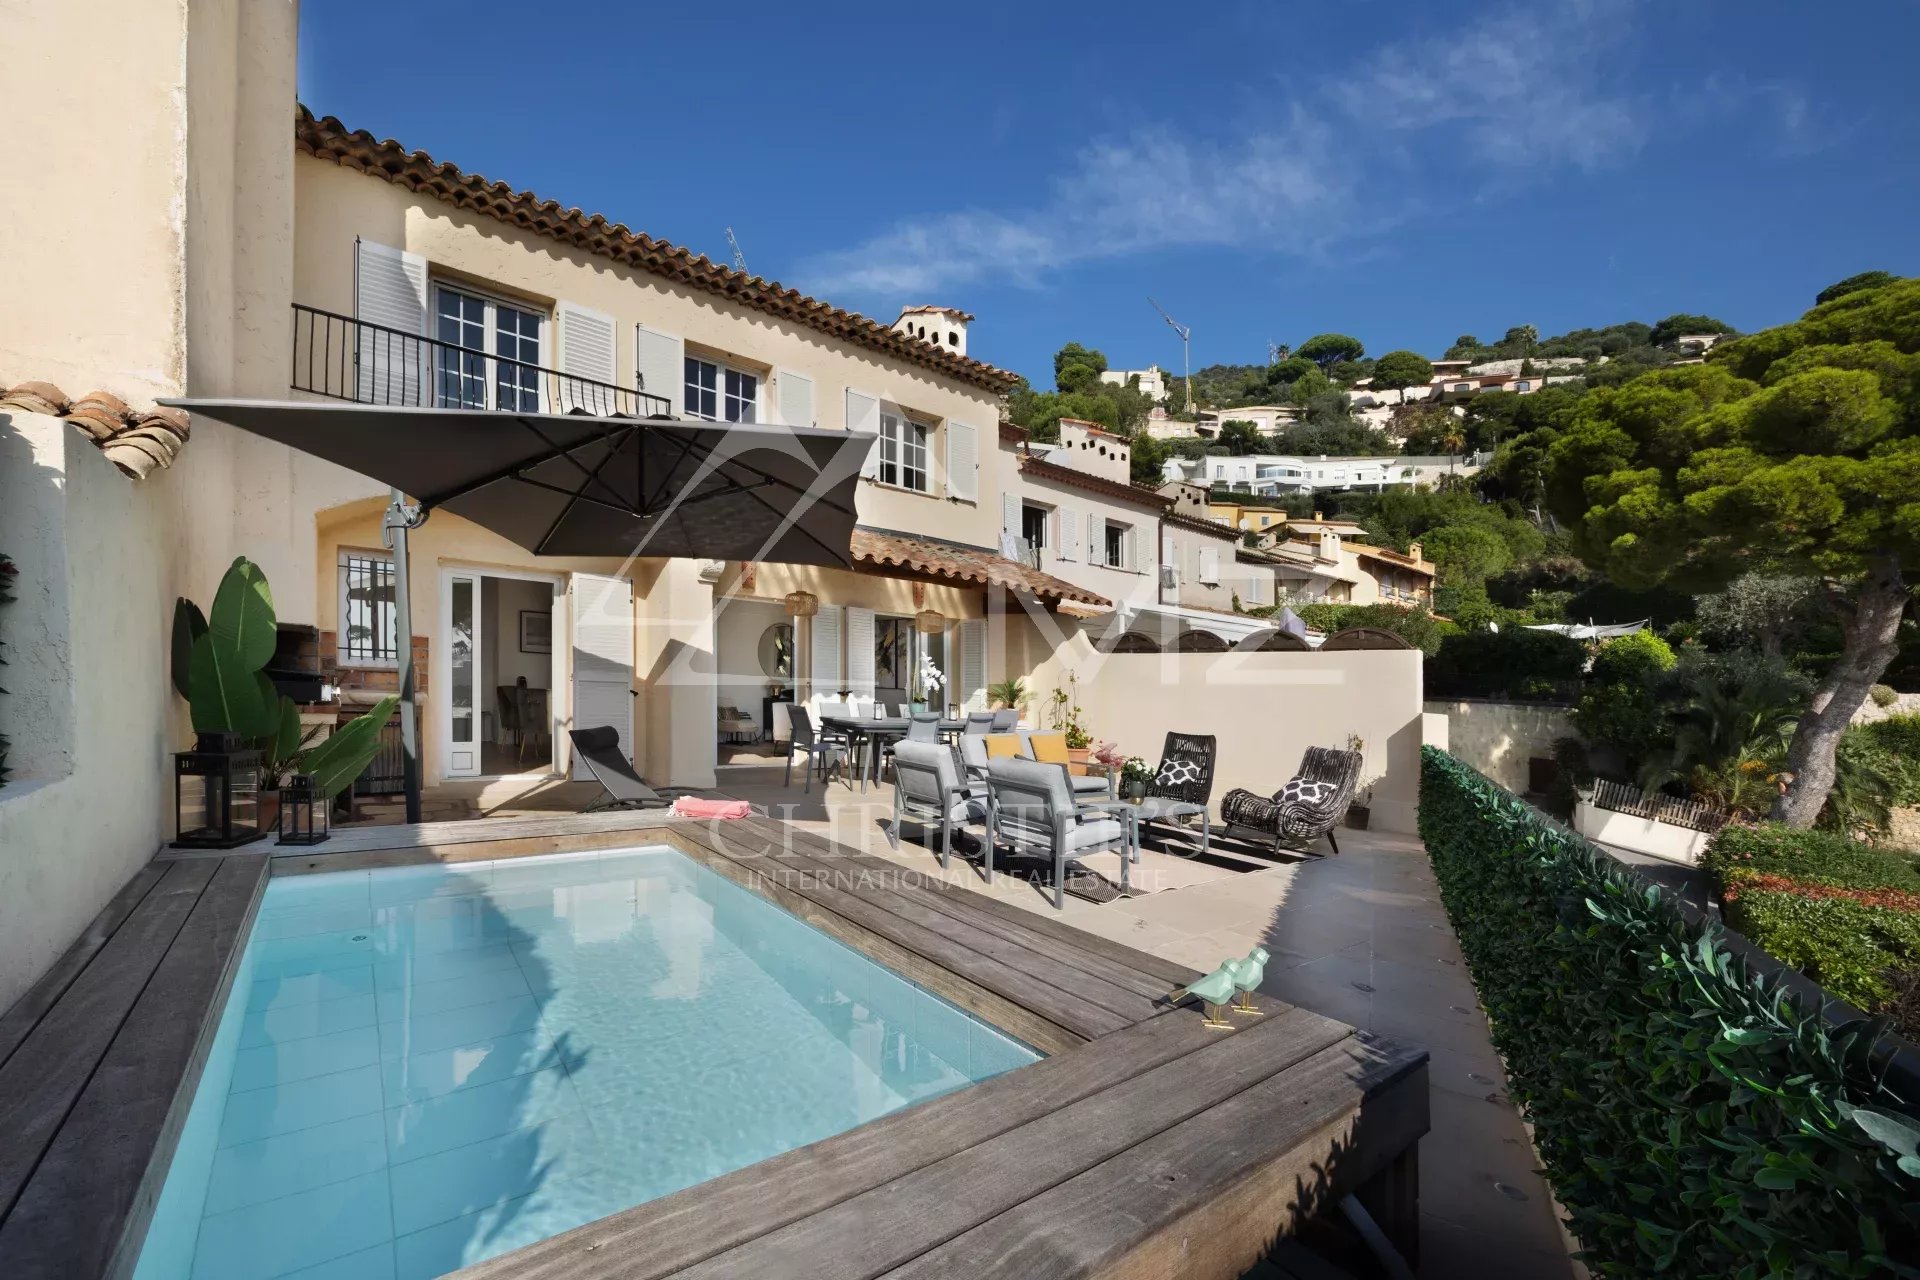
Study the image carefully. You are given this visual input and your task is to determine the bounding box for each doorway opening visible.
[712,596,793,769]
[441,568,563,779]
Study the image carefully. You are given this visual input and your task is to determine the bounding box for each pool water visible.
[132,846,1038,1280]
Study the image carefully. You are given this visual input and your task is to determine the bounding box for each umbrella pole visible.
[383,488,424,825]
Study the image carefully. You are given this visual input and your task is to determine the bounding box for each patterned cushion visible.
[1155,756,1203,789]
[1277,778,1332,807]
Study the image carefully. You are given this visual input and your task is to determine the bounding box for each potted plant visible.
[986,676,1028,713]
[1049,672,1094,773]
[910,650,945,715]
[1120,755,1153,802]
[172,557,397,838]
[1343,732,1379,830]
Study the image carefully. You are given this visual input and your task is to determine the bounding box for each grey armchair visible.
[984,756,1134,908]
[1220,746,1362,856]
[891,739,985,870]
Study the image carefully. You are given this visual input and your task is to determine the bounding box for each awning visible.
[850,528,1110,612]
[162,399,873,567]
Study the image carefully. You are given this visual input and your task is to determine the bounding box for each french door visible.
[442,571,483,778]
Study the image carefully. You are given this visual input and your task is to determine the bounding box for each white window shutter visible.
[846,390,881,477]
[1087,514,1106,565]
[958,618,987,712]
[1200,546,1220,584]
[809,606,843,699]
[1163,533,1179,581]
[1002,493,1021,537]
[945,420,978,502]
[778,371,815,426]
[1057,507,1077,562]
[845,607,876,701]
[634,323,683,415]
[354,239,427,405]
[555,302,617,414]
[569,573,634,774]
[1124,526,1138,572]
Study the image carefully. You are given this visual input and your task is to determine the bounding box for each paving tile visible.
[191,1169,392,1280]
[204,1112,389,1215]
[229,1024,382,1093]
[386,1111,603,1236]
[220,1065,387,1147]
[379,1027,568,1107]
[239,992,379,1050]
[242,966,377,1014]
[378,994,546,1060]
[386,1065,583,1164]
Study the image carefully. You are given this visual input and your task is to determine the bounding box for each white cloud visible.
[799,1,1691,299]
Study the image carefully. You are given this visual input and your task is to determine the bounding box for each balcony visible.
[290,304,674,418]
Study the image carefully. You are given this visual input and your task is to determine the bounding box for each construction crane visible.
[1148,298,1193,414]
[724,227,749,275]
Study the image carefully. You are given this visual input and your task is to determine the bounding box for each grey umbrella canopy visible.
[162,399,873,566]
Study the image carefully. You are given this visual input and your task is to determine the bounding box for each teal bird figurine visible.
[1228,947,1269,1014]
[1174,964,1239,1030]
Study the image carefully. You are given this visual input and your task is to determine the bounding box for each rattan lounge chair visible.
[1220,746,1362,856]
[569,727,672,812]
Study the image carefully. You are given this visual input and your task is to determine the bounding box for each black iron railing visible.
[291,303,674,418]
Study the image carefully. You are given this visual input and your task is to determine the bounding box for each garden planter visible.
[1343,804,1371,830]
[1067,746,1091,776]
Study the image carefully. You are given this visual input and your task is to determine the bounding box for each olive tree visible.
[1543,277,1919,826]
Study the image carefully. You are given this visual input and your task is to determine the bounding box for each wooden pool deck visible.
[0,812,1428,1280]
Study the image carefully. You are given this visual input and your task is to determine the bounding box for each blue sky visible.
[299,0,1918,384]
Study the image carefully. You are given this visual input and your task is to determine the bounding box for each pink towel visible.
[672,796,752,820]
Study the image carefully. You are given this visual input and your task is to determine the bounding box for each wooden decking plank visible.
[659,1008,1354,1280]
[0,864,168,1069]
[728,817,1184,1001]
[659,823,1085,1053]
[880,1037,1430,1280]
[0,854,268,1280]
[667,824,1132,1042]
[0,858,217,1224]
[732,840,1163,1025]
[453,1008,1270,1280]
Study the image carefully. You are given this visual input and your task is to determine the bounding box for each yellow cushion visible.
[983,734,1024,759]
[1026,731,1071,765]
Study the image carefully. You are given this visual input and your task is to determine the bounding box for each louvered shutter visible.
[1124,526,1138,572]
[1002,493,1021,537]
[569,573,634,776]
[1087,515,1106,566]
[846,390,881,478]
[957,618,987,712]
[1199,546,1220,584]
[845,607,876,702]
[809,606,843,701]
[634,323,683,414]
[778,371,815,426]
[555,302,617,414]
[354,239,428,405]
[945,420,978,502]
[1162,533,1180,584]
[1057,507,1077,562]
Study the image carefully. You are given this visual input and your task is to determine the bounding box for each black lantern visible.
[277,773,331,846]
[172,732,266,849]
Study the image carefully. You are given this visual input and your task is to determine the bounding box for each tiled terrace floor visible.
[354,765,1578,1278]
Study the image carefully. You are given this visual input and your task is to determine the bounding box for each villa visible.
[0,5,1619,1279]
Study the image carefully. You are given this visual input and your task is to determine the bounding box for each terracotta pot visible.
[1067,746,1091,776]
[258,790,281,839]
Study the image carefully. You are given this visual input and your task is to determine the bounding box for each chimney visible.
[1319,529,1339,561]
[1409,541,1423,562]
[1313,511,1323,521]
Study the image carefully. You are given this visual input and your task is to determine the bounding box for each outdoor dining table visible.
[820,715,967,792]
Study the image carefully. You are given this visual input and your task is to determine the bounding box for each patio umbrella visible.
[162,397,875,823]
[161,399,872,566]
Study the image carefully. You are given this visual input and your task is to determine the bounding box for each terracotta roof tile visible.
[1018,456,1171,511]
[0,379,189,479]
[999,420,1029,444]
[1161,508,1239,540]
[850,528,1109,611]
[296,107,1017,394]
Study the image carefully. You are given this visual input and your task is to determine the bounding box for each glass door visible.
[444,571,482,777]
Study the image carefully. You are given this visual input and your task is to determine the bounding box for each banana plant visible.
[173,557,399,799]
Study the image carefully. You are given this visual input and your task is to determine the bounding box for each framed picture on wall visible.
[519,609,552,654]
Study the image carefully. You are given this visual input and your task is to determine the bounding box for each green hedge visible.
[1425,628,1587,700]
[1707,825,1920,893]
[1419,747,1920,1276]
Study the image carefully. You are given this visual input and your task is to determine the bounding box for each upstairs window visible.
[1020,503,1049,550]
[433,285,544,411]
[684,356,758,423]
[878,411,929,492]
[1103,521,1128,568]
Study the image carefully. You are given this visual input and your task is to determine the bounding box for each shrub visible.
[1590,628,1676,682]
[1872,683,1900,708]
[1708,823,1920,1026]
[1572,631,1679,764]
[1857,713,1920,808]
[1425,628,1585,700]
[1420,748,1920,1276]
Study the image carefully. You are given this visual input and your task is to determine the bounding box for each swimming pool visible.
[132,846,1039,1280]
